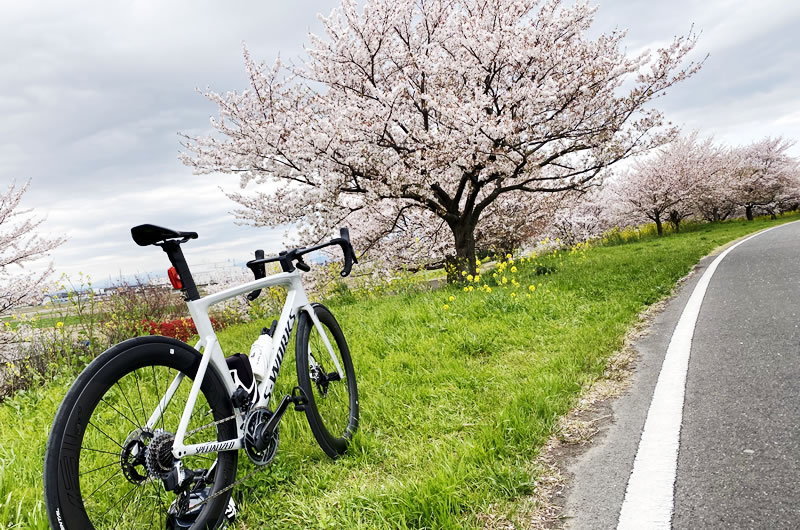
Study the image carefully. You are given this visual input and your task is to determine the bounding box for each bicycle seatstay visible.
[166,269,317,459]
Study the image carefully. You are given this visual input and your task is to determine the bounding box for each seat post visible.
[161,241,200,301]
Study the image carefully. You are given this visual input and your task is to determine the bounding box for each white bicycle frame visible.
[142,268,343,459]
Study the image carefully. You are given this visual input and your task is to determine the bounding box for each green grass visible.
[1,214,797,529]
[1,314,87,330]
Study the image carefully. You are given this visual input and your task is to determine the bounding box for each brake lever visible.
[246,250,266,301]
[338,227,357,277]
[296,258,311,272]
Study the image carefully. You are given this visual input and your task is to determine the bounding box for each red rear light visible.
[168,267,183,289]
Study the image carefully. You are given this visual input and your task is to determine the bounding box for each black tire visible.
[44,336,238,529]
[295,303,359,458]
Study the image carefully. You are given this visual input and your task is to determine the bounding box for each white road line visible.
[616,224,790,529]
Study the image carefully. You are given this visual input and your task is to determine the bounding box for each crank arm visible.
[254,388,309,451]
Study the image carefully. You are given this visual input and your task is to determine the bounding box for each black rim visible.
[303,311,357,446]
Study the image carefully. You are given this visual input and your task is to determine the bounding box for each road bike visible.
[44,224,360,529]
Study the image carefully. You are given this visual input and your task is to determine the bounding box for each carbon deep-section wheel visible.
[295,303,359,458]
[44,336,238,529]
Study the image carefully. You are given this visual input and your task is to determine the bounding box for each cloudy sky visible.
[3,0,799,286]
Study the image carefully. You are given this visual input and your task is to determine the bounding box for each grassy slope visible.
[0,215,796,529]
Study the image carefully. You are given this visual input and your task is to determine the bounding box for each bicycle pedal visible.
[291,386,308,411]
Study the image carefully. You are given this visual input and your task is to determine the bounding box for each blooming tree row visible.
[613,132,727,235]
[548,133,799,242]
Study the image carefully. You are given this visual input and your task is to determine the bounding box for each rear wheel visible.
[44,337,238,529]
[295,304,359,458]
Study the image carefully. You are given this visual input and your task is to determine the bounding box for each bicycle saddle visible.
[131,224,198,246]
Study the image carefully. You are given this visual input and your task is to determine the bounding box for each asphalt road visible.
[563,221,800,529]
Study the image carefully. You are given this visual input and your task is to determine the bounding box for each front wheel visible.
[295,304,359,458]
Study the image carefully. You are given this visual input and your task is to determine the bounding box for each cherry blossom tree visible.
[690,148,737,223]
[547,185,616,245]
[0,180,65,317]
[730,137,799,220]
[182,0,702,277]
[614,132,722,235]
[473,190,564,258]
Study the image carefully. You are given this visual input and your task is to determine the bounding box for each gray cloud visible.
[595,0,800,149]
[2,0,799,283]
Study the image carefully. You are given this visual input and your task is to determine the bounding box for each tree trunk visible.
[669,210,681,233]
[446,224,478,283]
[745,205,754,221]
[654,211,663,236]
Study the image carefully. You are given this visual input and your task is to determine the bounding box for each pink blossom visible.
[182,0,702,276]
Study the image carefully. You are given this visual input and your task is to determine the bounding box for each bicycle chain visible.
[181,411,271,512]
[184,412,240,438]
[187,464,269,512]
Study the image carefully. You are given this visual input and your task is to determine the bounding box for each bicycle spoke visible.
[148,479,167,529]
[99,397,140,432]
[115,380,144,429]
[88,420,124,450]
[80,459,118,477]
[82,446,123,457]
[97,483,136,522]
[146,495,157,530]
[126,480,145,530]
[132,369,148,428]
[151,365,166,432]
[86,468,122,500]
[189,403,212,425]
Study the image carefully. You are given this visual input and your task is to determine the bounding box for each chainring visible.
[243,408,279,466]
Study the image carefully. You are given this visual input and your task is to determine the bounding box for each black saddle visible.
[131,224,198,247]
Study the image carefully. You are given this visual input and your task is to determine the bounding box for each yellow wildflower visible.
[510,292,516,298]
[502,277,508,284]
[443,304,449,310]
[448,295,455,302]
[506,253,512,259]
[529,285,535,291]
[56,321,64,328]
[511,266,517,273]
[467,274,473,282]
